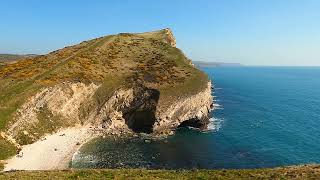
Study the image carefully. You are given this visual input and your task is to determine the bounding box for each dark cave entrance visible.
[177,118,206,129]
[123,89,160,134]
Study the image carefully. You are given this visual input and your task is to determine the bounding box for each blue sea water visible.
[72,67,320,169]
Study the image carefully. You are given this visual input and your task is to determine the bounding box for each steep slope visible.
[0,29,213,152]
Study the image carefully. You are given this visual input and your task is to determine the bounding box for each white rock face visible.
[163,28,177,47]
[154,82,213,133]
[93,89,135,134]
[5,80,213,144]
[6,83,99,140]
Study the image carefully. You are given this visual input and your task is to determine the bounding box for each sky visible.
[1,0,320,66]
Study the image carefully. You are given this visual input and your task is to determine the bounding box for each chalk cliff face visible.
[6,83,99,144]
[154,82,213,134]
[0,28,213,145]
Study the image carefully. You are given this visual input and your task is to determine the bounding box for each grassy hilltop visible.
[0,29,208,162]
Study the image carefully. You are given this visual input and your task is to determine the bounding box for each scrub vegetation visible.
[1,165,320,179]
[0,137,16,166]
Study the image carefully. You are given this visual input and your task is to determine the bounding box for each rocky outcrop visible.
[91,82,213,135]
[93,86,160,134]
[154,82,213,134]
[163,28,176,47]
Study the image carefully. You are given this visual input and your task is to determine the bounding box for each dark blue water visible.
[72,67,320,169]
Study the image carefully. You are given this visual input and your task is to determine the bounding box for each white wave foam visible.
[72,153,98,165]
[210,102,224,111]
[206,117,223,132]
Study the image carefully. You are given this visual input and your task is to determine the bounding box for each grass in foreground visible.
[1,165,320,180]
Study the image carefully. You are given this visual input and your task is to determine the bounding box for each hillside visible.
[0,29,213,169]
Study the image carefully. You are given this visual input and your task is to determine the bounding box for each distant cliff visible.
[193,61,243,68]
[0,54,37,63]
[0,29,213,150]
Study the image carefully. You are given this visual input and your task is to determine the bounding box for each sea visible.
[71,67,320,169]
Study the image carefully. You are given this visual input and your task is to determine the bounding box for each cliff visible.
[0,29,213,150]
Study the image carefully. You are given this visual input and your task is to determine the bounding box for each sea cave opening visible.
[123,89,160,134]
[177,118,205,129]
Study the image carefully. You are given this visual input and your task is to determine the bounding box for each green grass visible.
[0,108,16,130]
[1,165,320,179]
[0,163,3,171]
[0,80,40,130]
[94,75,126,108]
[0,137,17,160]
[160,68,208,97]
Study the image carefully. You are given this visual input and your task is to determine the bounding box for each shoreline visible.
[3,125,96,171]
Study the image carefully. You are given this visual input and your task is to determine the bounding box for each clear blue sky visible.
[1,0,320,66]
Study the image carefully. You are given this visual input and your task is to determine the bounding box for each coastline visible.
[2,80,214,171]
[3,125,96,171]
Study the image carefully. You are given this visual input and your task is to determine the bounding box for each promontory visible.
[0,29,213,170]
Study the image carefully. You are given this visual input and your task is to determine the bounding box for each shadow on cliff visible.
[122,88,160,134]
